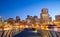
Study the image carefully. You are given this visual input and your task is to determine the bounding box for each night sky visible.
[0,0,60,20]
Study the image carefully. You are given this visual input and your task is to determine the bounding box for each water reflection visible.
[13,27,60,37]
[13,28,43,37]
[0,27,60,37]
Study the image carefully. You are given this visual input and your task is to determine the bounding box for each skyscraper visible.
[7,18,14,25]
[15,16,21,23]
[33,16,39,25]
[26,15,33,26]
[0,16,3,26]
[0,16,2,22]
[40,8,52,24]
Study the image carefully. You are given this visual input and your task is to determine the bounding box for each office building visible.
[40,8,52,24]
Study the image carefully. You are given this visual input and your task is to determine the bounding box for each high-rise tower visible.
[15,16,21,23]
[40,8,52,24]
[0,16,3,26]
[0,16,2,22]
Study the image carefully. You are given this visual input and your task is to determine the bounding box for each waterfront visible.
[13,28,60,37]
[13,28,42,37]
[0,27,60,37]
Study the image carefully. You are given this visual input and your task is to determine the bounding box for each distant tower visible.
[7,18,14,24]
[27,15,30,18]
[15,16,21,23]
[40,8,52,24]
[33,16,38,22]
[0,16,2,22]
[26,15,33,26]
[33,16,39,25]
[42,8,48,14]
[0,16,3,25]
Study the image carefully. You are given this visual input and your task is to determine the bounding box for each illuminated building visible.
[53,15,60,25]
[15,16,21,23]
[14,16,21,34]
[7,18,15,25]
[21,20,26,26]
[14,16,21,26]
[0,16,2,22]
[0,16,3,31]
[33,16,38,21]
[55,15,60,21]
[26,15,33,26]
[4,20,8,25]
[0,16,3,26]
[33,16,40,25]
[40,8,52,24]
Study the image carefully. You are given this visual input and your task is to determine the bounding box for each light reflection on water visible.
[13,28,43,37]
[0,27,60,37]
[51,28,60,32]
[13,28,60,37]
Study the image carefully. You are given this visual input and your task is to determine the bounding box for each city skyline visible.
[0,8,60,22]
[0,8,60,21]
[0,0,60,37]
[0,0,60,20]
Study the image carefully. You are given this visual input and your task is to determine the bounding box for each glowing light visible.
[20,25,24,28]
[31,30,37,33]
[54,27,58,31]
[25,25,28,28]
[41,26,44,29]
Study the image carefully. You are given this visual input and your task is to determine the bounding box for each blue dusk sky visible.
[0,0,60,20]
